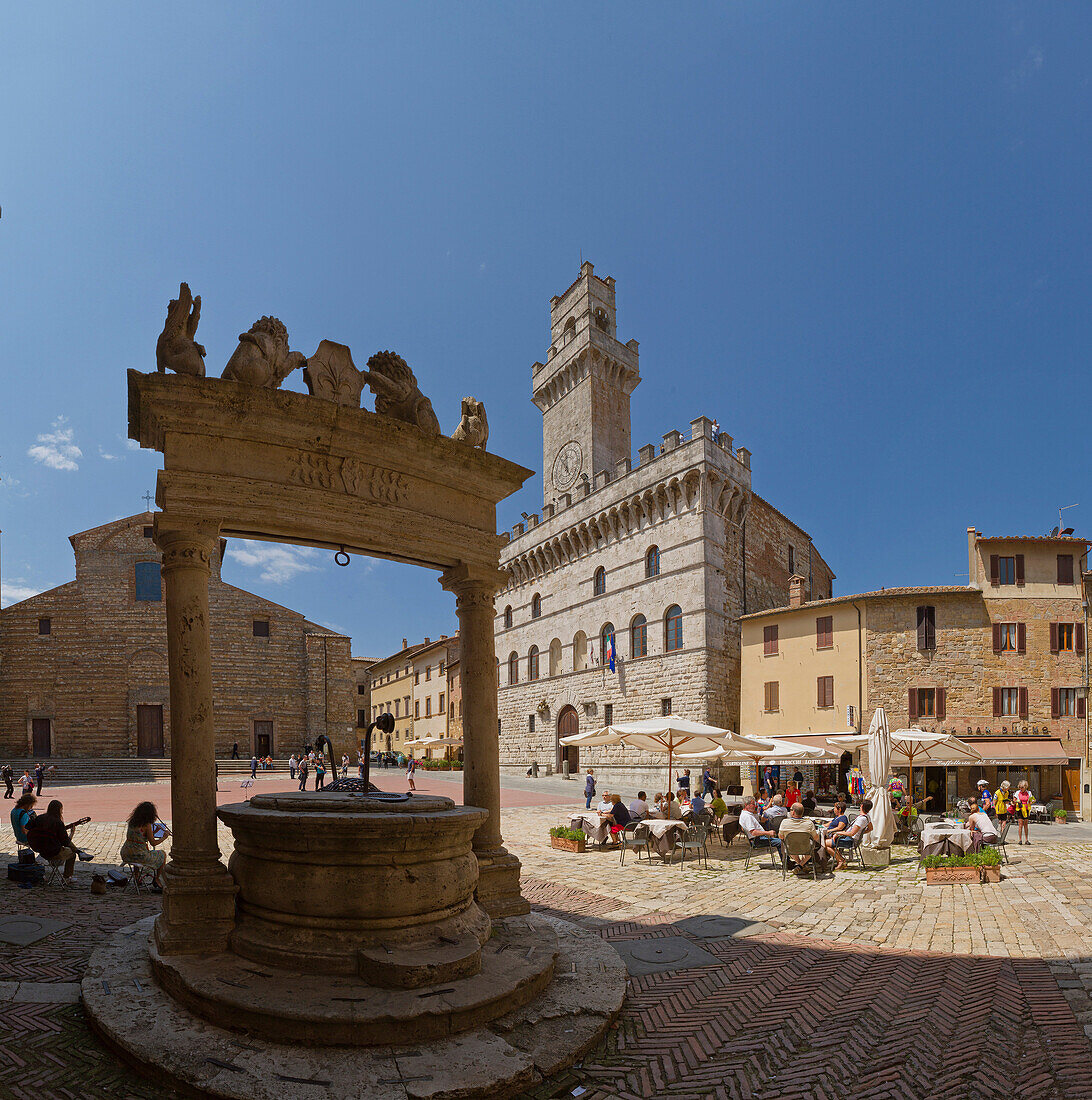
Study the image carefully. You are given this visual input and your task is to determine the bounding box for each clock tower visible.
[531,262,641,508]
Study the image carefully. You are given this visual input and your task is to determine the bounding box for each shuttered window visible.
[816,616,833,649]
[916,606,935,651]
[764,681,779,713]
[910,687,936,718]
[763,625,779,656]
[993,687,1027,718]
[1058,555,1075,585]
[994,623,1023,653]
[816,676,834,709]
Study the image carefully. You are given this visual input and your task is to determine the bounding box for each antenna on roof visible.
[1059,503,1079,534]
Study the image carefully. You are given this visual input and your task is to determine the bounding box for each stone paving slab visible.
[0,915,71,946]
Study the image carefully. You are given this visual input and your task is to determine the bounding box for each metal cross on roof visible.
[143,491,154,511]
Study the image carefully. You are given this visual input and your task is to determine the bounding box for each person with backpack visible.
[584,769,596,809]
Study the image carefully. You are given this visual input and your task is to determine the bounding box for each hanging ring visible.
[334,548,350,567]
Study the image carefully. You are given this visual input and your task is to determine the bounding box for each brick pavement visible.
[1,804,1091,1099]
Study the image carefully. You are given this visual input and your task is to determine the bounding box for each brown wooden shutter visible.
[1015,555,1025,586]
[1017,622,1026,653]
[992,623,1002,653]
[990,555,1000,586]
[926,608,935,650]
[936,687,946,720]
[917,606,926,651]
[1077,623,1085,654]
[772,682,779,711]
[1051,687,1060,720]
[1058,555,1074,585]
[1050,623,1059,654]
[908,688,918,720]
[992,687,1002,717]
[1018,686,1028,719]
[1079,696,1087,720]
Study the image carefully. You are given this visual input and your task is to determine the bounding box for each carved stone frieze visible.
[289,453,408,505]
[303,340,365,407]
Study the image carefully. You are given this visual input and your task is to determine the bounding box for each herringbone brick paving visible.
[3,809,1092,1099]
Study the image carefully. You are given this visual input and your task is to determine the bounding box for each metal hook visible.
[334,548,350,567]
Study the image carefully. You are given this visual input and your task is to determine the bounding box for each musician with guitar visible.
[25,800,92,884]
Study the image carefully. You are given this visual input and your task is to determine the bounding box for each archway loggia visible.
[129,370,532,955]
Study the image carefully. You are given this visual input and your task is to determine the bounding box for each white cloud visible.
[1,581,44,608]
[99,447,118,461]
[123,436,141,452]
[27,416,82,471]
[226,540,322,585]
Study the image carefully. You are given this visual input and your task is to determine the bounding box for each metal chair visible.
[743,832,783,871]
[675,824,709,869]
[833,830,866,870]
[43,857,72,888]
[122,862,153,893]
[618,822,650,866]
[992,819,1012,865]
[781,830,819,881]
[721,817,741,848]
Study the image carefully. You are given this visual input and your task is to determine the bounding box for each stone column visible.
[441,563,529,918]
[154,520,237,954]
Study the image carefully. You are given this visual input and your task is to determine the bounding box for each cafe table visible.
[569,811,612,847]
[642,818,690,858]
[920,819,975,857]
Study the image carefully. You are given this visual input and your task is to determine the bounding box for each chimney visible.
[424,637,430,645]
[402,637,408,650]
[789,574,807,608]
[967,527,978,588]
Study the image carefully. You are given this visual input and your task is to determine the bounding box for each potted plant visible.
[549,826,587,853]
[979,846,1003,883]
[922,851,1002,884]
[1055,808,1068,824]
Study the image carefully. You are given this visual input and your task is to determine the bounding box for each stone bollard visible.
[562,760,571,779]
[531,761,539,778]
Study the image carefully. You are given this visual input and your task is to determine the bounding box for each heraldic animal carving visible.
[362,351,441,435]
[156,282,206,376]
[222,316,307,388]
[451,396,489,449]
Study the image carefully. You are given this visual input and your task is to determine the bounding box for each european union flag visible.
[608,631,616,672]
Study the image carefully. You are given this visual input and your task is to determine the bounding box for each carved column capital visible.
[154,520,221,572]
[439,563,507,611]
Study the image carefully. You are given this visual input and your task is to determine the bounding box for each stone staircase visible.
[3,757,278,787]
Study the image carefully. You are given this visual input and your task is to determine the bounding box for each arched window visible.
[631,614,648,659]
[646,546,660,578]
[531,593,541,619]
[665,605,683,652]
[593,567,606,596]
[549,638,562,677]
[528,646,539,681]
[504,605,512,629]
[600,623,616,666]
[508,652,519,685]
[573,631,588,671]
[563,316,576,344]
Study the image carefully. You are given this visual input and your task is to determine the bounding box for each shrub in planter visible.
[922,848,1001,884]
[1055,809,1068,823]
[549,826,586,853]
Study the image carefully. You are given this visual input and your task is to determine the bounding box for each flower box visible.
[925,865,981,885]
[550,835,586,853]
[981,865,1001,883]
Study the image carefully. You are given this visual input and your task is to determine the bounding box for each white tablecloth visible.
[920,821,974,856]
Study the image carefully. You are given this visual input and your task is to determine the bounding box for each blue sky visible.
[1,4,1089,656]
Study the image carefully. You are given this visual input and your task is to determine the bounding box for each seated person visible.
[709,789,728,821]
[25,799,85,883]
[606,794,632,837]
[965,803,998,849]
[649,793,666,819]
[824,799,872,870]
[739,796,781,853]
[629,791,650,820]
[801,789,817,815]
[665,792,683,820]
[780,803,821,870]
[10,793,37,852]
[762,793,789,830]
[824,801,851,841]
[119,800,170,891]
[595,793,615,818]
[676,788,692,812]
[689,791,706,816]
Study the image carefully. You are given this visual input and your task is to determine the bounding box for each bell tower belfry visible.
[531,262,640,508]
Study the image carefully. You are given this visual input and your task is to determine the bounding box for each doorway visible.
[837,752,852,795]
[253,720,273,758]
[924,766,947,812]
[137,705,165,756]
[1064,759,1081,813]
[31,718,52,757]
[557,706,579,773]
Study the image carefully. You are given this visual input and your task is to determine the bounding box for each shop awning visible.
[952,739,1069,767]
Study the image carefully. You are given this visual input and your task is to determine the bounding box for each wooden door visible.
[1064,760,1081,812]
[254,720,273,758]
[136,705,164,757]
[31,719,51,757]
[557,706,579,772]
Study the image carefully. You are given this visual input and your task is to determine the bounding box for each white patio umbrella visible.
[679,737,837,796]
[863,708,895,849]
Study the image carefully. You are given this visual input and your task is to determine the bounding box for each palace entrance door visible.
[557,706,579,773]
[137,705,165,756]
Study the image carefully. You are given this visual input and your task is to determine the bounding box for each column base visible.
[153,862,238,955]
[475,848,530,918]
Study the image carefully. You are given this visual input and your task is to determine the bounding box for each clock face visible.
[552,441,583,491]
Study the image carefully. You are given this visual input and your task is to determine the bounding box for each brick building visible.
[496,264,835,787]
[0,513,356,759]
[740,526,1090,817]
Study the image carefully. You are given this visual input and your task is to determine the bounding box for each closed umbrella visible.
[864,708,895,849]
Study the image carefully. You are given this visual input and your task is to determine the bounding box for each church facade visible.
[496,263,835,783]
[0,514,355,759]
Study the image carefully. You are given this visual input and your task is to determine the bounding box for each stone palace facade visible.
[496,264,835,783]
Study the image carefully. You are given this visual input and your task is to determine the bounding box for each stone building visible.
[740,526,1090,817]
[496,263,835,787]
[367,638,425,751]
[0,513,355,759]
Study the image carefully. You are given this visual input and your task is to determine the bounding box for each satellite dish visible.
[1062,527,1075,536]
[1051,526,1060,537]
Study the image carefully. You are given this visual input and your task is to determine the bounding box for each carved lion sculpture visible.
[362,351,441,435]
[222,316,307,387]
[156,282,206,376]
[451,396,489,449]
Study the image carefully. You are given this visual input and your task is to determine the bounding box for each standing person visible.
[784,778,802,812]
[701,766,715,796]
[341,753,350,780]
[20,770,33,796]
[289,754,297,780]
[677,769,692,797]
[976,780,995,818]
[1014,780,1033,844]
[584,769,596,809]
[250,754,258,779]
[358,752,365,779]
[762,765,776,798]
[34,762,44,797]
[994,780,1013,822]
[231,742,240,759]
[315,757,326,790]
[297,757,309,792]
[2,763,13,799]
[406,755,417,792]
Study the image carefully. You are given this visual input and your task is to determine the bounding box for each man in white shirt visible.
[629,791,650,820]
[596,794,614,817]
[739,796,781,855]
